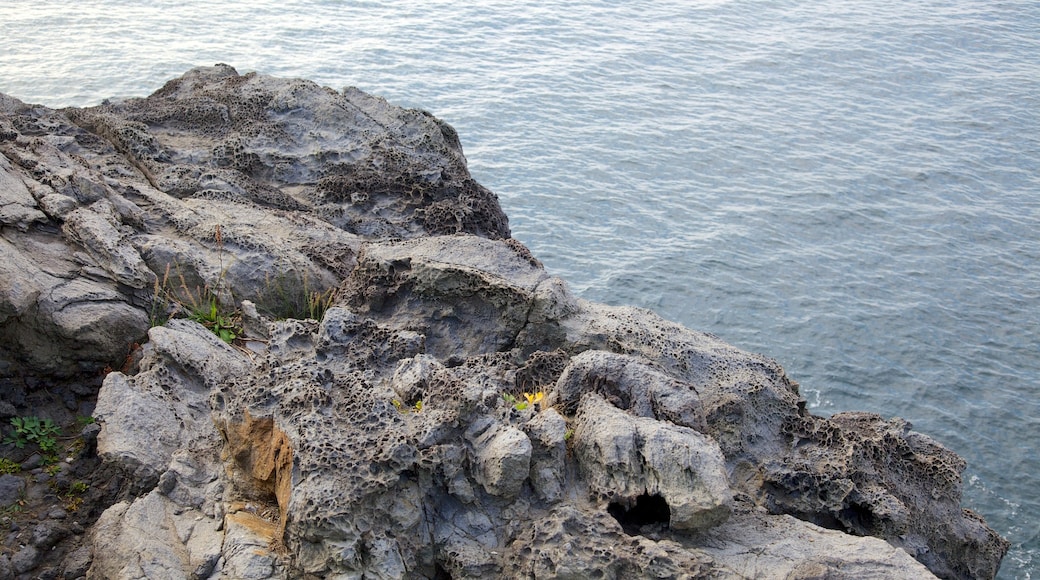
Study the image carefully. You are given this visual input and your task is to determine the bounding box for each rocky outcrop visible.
[0,66,1008,579]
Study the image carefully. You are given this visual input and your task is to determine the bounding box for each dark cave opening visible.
[433,561,453,580]
[607,492,671,535]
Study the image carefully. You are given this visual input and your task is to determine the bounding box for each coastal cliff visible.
[0,65,1008,578]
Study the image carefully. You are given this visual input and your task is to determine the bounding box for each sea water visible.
[2,1,1038,576]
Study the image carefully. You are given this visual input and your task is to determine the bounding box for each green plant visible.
[76,415,96,427]
[3,416,61,454]
[307,287,336,321]
[1,502,23,519]
[502,391,545,412]
[188,298,240,343]
[0,457,20,475]
[45,474,89,512]
[257,270,336,321]
[149,225,243,343]
[57,481,88,512]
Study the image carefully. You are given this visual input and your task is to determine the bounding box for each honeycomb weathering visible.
[0,67,1007,578]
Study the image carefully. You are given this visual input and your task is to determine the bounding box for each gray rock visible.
[0,152,47,229]
[553,349,708,430]
[573,392,732,532]
[219,509,287,579]
[523,408,567,502]
[11,544,39,574]
[468,421,532,499]
[62,202,154,289]
[700,510,938,579]
[60,545,92,580]
[0,236,45,325]
[47,507,67,519]
[505,505,716,578]
[0,473,25,506]
[89,491,228,580]
[0,68,1007,579]
[342,235,547,359]
[32,520,69,550]
[2,62,507,379]
[95,319,247,491]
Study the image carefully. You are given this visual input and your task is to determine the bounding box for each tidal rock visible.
[0,67,1009,579]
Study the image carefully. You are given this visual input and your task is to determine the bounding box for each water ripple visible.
[2,1,1038,576]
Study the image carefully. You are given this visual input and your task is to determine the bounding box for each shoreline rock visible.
[0,65,1008,578]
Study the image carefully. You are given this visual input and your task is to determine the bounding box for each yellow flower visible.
[524,392,545,406]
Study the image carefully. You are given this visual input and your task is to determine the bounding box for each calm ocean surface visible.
[2,1,1038,576]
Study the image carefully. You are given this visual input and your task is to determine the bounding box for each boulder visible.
[0,62,508,378]
[573,392,732,533]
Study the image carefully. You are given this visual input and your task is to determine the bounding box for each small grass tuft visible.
[148,225,243,343]
[256,270,336,322]
[0,457,20,475]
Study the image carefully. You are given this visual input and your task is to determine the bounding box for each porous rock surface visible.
[0,66,1009,579]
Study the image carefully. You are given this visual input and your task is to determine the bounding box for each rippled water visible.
[2,1,1038,576]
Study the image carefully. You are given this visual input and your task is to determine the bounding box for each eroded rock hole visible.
[607,492,670,535]
[433,562,454,579]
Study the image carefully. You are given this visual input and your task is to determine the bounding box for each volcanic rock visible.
[0,66,1009,579]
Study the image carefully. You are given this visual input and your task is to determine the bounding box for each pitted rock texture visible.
[94,234,1001,579]
[0,68,1008,579]
[0,63,508,379]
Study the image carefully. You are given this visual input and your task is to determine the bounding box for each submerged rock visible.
[0,66,1008,579]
